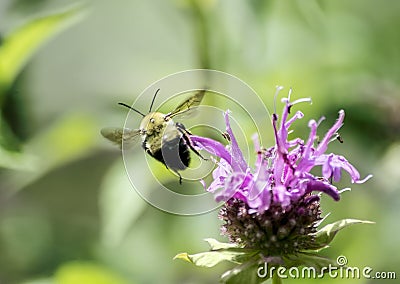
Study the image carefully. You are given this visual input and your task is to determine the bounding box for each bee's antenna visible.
[149,88,160,112]
[118,102,146,117]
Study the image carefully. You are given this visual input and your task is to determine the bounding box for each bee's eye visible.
[150,118,155,123]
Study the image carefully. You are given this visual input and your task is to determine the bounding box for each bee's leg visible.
[175,122,192,135]
[186,136,207,161]
[172,169,182,184]
[176,123,207,161]
[221,131,231,142]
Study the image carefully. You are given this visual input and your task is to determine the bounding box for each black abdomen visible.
[146,137,190,171]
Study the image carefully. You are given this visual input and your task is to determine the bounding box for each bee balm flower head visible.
[190,88,371,252]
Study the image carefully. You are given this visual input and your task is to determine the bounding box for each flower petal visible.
[316,110,345,156]
[316,154,363,183]
[305,179,340,201]
[190,135,237,170]
[224,111,248,172]
[194,92,370,214]
[214,172,246,202]
[273,184,292,207]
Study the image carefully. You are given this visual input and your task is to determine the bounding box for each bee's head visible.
[140,112,169,134]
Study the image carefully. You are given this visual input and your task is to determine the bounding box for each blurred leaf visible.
[309,219,375,250]
[0,5,84,100]
[54,262,129,284]
[0,145,37,170]
[0,5,84,166]
[29,113,97,166]
[1,113,98,193]
[99,158,147,248]
[221,259,265,284]
[20,278,54,284]
[0,111,22,151]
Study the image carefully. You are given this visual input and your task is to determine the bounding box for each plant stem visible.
[272,271,282,284]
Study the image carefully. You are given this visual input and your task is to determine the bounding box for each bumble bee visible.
[101,89,206,183]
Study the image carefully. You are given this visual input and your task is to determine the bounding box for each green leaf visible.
[54,261,129,284]
[0,113,98,193]
[283,253,336,271]
[0,111,22,151]
[0,146,36,171]
[204,238,241,250]
[0,5,84,99]
[20,278,54,284]
[174,239,259,268]
[309,219,375,250]
[0,5,85,169]
[174,250,248,268]
[221,258,267,284]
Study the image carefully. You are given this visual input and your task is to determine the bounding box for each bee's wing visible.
[101,127,140,149]
[165,90,205,119]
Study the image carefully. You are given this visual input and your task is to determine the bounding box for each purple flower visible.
[191,89,371,214]
[175,89,374,277]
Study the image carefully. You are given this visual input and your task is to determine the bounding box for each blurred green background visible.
[0,0,399,283]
